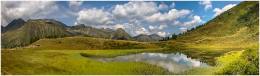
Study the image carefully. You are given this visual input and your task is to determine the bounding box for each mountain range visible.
[1,1,258,50]
[1,1,259,75]
[1,19,163,48]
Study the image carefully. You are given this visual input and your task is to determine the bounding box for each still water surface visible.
[96,53,209,73]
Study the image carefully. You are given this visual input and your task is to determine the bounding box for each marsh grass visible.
[1,49,170,75]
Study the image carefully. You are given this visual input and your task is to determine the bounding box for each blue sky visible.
[1,1,241,37]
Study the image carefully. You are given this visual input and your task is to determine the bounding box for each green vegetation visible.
[1,49,170,75]
[173,2,258,48]
[214,47,259,75]
[1,1,259,75]
[1,18,25,33]
[183,46,259,75]
[28,37,160,50]
[162,1,259,65]
[79,49,163,58]
[2,19,70,48]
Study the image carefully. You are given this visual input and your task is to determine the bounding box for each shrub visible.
[214,48,259,75]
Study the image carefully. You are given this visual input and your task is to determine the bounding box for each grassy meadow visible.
[1,1,259,75]
[2,49,171,75]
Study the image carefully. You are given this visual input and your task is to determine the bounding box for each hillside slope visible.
[1,19,71,48]
[112,28,132,40]
[134,34,163,42]
[172,1,258,50]
[67,24,114,38]
[160,1,259,66]
[27,37,160,50]
[1,18,25,33]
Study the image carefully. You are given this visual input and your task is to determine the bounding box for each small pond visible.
[95,53,209,73]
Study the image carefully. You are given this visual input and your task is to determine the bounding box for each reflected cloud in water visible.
[97,53,209,73]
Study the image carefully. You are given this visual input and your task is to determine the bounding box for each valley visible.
[1,1,259,75]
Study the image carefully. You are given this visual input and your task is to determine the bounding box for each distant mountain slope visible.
[112,28,132,40]
[2,20,163,48]
[173,1,258,49]
[2,19,70,48]
[27,37,159,50]
[1,18,25,33]
[134,34,163,42]
[68,24,132,40]
[67,24,114,38]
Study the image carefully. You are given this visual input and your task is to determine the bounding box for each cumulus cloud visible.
[1,1,59,26]
[157,31,170,37]
[213,4,236,17]
[199,0,212,10]
[2,1,204,37]
[110,1,199,36]
[182,15,202,26]
[149,25,156,30]
[72,1,203,36]
[158,3,169,11]
[148,25,167,30]
[112,1,158,19]
[113,24,125,29]
[75,8,112,26]
[135,27,149,35]
[159,25,167,30]
[145,9,190,23]
[179,27,187,33]
[69,1,83,11]
[69,1,83,7]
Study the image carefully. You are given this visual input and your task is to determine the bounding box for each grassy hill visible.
[1,49,169,75]
[166,1,259,74]
[67,24,114,38]
[1,19,71,48]
[1,18,25,33]
[1,1,258,75]
[173,1,258,50]
[27,36,160,50]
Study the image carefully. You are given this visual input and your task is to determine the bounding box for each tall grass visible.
[1,49,170,75]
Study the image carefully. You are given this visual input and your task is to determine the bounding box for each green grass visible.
[163,1,259,66]
[2,19,70,48]
[27,37,160,50]
[214,47,259,75]
[1,49,170,75]
[1,1,258,75]
[79,49,163,58]
[172,1,258,50]
[183,46,259,75]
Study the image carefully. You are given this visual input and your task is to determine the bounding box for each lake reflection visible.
[97,53,209,73]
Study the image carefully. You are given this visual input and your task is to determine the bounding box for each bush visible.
[214,48,259,75]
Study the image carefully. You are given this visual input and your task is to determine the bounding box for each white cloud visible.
[179,27,187,32]
[1,1,59,26]
[159,25,167,30]
[69,1,83,11]
[109,1,200,36]
[158,3,169,11]
[145,9,191,23]
[148,25,167,30]
[135,27,149,35]
[149,25,156,30]
[157,32,166,37]
[2,1,204,37]
[199,0,212,10]
[182,15,202,26]
[213,4,236,17]
[113,24,125,29]
[76,8,112,26]
[69,1,83,7]
[112,1,158,19]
